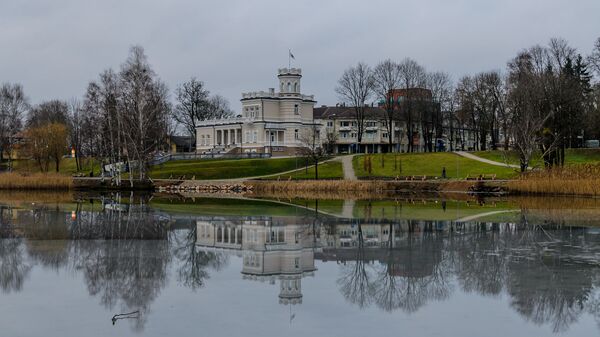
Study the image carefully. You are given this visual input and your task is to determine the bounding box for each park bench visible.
[465,174,496,181]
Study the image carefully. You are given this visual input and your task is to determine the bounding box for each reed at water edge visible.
[0,173,73,190]
[508,164,600,196]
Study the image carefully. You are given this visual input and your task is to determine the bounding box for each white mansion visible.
[195,68,318,155]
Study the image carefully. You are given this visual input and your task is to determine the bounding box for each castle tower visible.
[278,68,302,96]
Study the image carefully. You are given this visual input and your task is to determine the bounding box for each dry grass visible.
[0,173,73,190]
[508,164,600,196]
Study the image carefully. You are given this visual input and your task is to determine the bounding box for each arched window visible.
[287,82,291,92]
[294,82,298,92]
[217,227,222,242]
[280,82,284,92]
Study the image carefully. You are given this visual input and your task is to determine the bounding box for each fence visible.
[148,152,272,166]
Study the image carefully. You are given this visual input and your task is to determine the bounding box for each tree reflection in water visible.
[3,196,600,334]
[0,198,227,332]
[0,205,32,293]
[336,224,375,309]
[332,218,600,333]
[171,219,229,291]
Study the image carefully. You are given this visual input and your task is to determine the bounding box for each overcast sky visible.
[1,0,599,111]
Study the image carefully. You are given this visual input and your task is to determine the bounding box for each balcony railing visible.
[196,117,256,127]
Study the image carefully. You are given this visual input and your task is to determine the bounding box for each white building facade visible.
[196,68,317,156]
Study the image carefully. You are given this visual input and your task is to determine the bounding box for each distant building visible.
[195,68,318,156]
[315,86,479,153]
[167,135,195,153]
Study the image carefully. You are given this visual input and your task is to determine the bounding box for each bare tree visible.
[373,59,401,152]
[336,62,375,153]
[27,100,69,127]
[398,58,426,152]
[507,50,555,171]
[0,83,28,171]
[119,46,171,182]
[173,78,210,138]
[68,98,83,171]
[425,71,452,151]
[296,124,326,179]
[589,37,600,77]
[206,94,234,120]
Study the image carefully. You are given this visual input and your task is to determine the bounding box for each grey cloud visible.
[1,0,599,110]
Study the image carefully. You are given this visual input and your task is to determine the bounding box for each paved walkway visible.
[338,155,357,180]
[454,151,521,169]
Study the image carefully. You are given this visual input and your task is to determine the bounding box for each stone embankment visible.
[156,180,253,194]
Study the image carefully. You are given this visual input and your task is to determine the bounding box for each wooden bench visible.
[466,174,496,180]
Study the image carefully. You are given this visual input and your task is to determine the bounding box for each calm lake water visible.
[1,192,600,336]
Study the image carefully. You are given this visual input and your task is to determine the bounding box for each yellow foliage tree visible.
[25,123,68,172]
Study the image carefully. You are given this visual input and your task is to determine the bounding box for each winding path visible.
[454,151,521,169]
[338,155,357,180]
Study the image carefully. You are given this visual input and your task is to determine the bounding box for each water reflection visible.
[1,194,600,335]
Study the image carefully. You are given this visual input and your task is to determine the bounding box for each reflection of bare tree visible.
[171,220,228,290]
[0,239,31,293]
[505,232,596,334]
[75,239,170,332]
[337,225,374,308]
[454,226,511,297]
[372,228,452,313]
[452,218,600,334]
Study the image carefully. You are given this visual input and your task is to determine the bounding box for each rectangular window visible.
[294,129,299,140]
[326,121,333,127]
[294,104,299,115]
[341,121,350,127]
[252,131,258,143]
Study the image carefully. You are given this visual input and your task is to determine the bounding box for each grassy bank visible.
[353,152,517,179]
[261,160,344,180]
[0,173,73,190]
[9,158,100,175]
[148,157,315,180]
[508,164,600,196]
[474,149,600,168]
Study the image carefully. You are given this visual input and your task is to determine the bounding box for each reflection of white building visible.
[196,218,317,304]
[195,68,318,156]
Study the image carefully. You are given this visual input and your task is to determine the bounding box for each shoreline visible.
[0,175,598,199]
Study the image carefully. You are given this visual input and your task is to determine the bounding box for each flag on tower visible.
[289,50,295,60]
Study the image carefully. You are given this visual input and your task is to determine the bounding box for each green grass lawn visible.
[262,160,344,180]
[148,157,315,180]
[351,199,517,221]
[474,149,600,168]
[353,152,517,179]
[149,197,316,217]
[9,158,100,175]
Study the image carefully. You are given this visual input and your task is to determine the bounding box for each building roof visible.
[313,106,386,120]
[169,135,195,147]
